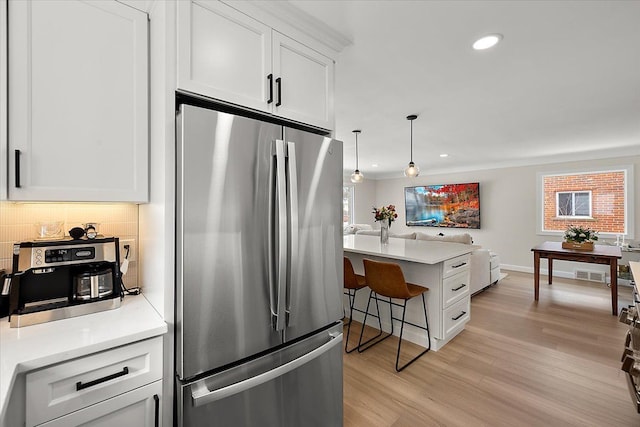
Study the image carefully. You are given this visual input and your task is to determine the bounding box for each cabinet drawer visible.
[39,380,162,427]
[443,297,470,339]
[442,270,470,308]
[26,336,162,427]
[442,254,470,278]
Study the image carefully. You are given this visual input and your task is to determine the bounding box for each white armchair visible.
[470,249,501,295]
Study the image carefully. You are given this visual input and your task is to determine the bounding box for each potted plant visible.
[562,225,598,250]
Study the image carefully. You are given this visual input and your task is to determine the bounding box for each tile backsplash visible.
[0,202,139,289]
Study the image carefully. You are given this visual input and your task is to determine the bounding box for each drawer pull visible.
[267,74,273,104]
[76,366,129,391]
[15,149,21,188]
[154,394,160,427]
[275,77,282,107]
[452,284,467,292]
[452,262,467,269]
[452,311,467,321]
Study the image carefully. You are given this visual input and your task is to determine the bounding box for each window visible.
[537,166,634,238]
[343,185,354,226]
[556,191,592,217]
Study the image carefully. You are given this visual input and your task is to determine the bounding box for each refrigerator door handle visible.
[274,139,288,331]
[267,148,277,326]
[285,141,299,326]
[190,332,342,407]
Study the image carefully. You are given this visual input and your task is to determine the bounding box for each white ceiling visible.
[288,0,640,179]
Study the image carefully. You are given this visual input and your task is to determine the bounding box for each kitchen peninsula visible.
[343,234,475,350]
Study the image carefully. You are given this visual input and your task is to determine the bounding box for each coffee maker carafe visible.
[6,237,122,328]
[73,265,115,301]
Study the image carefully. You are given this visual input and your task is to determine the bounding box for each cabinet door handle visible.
[275,77,282,107]
[14,149,21,188]
[76,366,129,391]
[452,262,467,269]
[267,74,273,104]
[452,311,467,321]
[452,284,466,292]
[153,394,160,427]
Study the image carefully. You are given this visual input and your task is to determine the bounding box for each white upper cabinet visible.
[272,31,333,130]
[177,0,335,130]
[178,0,272,113]
[7,0,149,202]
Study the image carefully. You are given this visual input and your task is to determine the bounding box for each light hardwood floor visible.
[343,271,639,426]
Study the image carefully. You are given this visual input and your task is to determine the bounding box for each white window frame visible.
[343,185,355,226]
[536,165,634,239]
[555,190,592,218]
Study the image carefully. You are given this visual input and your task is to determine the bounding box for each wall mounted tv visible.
[405,183,480,229]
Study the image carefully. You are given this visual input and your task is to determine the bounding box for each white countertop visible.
[0,294,167,420]
[343,234,476,264]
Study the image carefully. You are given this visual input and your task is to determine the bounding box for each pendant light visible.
[404,115,420,177]
[350,129,364,183]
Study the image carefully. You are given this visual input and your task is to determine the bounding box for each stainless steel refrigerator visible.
[175,101,344,426]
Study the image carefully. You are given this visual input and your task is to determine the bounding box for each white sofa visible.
[343,223,373,235]
[347,228,501,295]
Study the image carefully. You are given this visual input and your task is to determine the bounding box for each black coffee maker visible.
[5,237,122,328]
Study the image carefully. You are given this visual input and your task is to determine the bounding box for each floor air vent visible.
[574,269,606,283]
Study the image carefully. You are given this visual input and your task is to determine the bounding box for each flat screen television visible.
[405,183,480,229]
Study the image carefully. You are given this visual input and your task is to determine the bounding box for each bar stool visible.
[343,257,381,353]
[358,258,431,371]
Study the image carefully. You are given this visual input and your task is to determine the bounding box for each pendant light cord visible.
[410,119,413,163]
[404,115,419,177]
[355,132,359,170]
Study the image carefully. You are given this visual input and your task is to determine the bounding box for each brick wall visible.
[543,171,625,233]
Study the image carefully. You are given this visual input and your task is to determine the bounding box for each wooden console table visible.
[531,242,622,315]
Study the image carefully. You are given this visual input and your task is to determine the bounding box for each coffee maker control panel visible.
[42,247,95,264]
[14,239,118,271]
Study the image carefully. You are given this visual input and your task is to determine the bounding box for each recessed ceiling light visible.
[473,34,502,50]
[439,154,448,158]
[371,164,379,168]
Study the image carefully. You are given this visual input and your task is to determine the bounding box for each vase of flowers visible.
[373,204,398,245]
[562,224,598,250]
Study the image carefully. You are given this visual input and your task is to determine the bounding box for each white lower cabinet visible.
[25,337,163,427]
[439,254,471,341]
[442,296,470,339]
[39,381,162,427]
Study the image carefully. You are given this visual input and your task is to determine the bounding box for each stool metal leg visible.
[344,288,359,353]
[357,290,390,353]
[395,293,431,372]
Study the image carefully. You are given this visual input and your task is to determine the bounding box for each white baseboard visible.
[500,264,577,280]
[499,264,636,287]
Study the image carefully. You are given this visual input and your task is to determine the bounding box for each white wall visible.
[357,155,640,275]
[348,178,377,224]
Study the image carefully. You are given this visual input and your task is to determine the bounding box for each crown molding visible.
[221,0,352,56]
